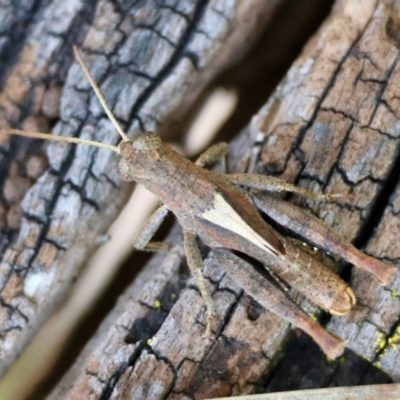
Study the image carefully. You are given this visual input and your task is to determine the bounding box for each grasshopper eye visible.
[117,156,135,182]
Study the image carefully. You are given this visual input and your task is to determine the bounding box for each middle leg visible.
[184,231,215,336]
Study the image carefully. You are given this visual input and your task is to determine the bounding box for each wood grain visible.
[49,0,400,398]
[2,0,400,398]
[0,0,278,382]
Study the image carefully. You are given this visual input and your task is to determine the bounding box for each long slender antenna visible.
[4,129,120,153]
[2,46,131,153]
[72,46,130,143]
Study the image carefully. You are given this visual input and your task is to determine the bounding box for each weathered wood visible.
[238,0,400,393]
[3,0,400,398]
[0,0,279,380]
[42,0,400,398]
[237,0,400,392]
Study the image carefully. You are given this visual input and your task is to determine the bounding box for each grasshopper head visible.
[117,132,162,182]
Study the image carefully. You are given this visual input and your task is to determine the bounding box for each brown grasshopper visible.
[2,47,396,359]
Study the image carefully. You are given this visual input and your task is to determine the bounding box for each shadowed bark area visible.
[1,0,400,399]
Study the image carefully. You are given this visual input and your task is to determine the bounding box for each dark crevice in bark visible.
[18,145,78,280]
[98,342,146,400]
[257,332,392,394]
[352,142,400,250]
[45,1,99,85]
[214,0,335,145]
[350,57,400,251]
[126,0,210,132]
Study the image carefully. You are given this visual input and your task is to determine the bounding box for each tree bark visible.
[0,0,278,381]
[49,0,400,398]
[2,0,400,399]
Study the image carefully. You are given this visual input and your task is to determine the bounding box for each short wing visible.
[194,185,285,257]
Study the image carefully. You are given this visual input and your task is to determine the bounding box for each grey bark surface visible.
[2,0,400,399]
[0,0,278,382]
[48,0,400,398]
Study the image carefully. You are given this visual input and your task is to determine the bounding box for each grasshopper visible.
[3,47,396,359]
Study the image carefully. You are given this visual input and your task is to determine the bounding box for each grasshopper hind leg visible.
[226,173,344,201]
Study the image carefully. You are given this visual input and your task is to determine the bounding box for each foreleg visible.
[133,205,170,252]
[195,142,228,171]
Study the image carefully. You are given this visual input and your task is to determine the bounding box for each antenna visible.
[72,46,130,143]
[4,128,120,152]
[1,46,131,153]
